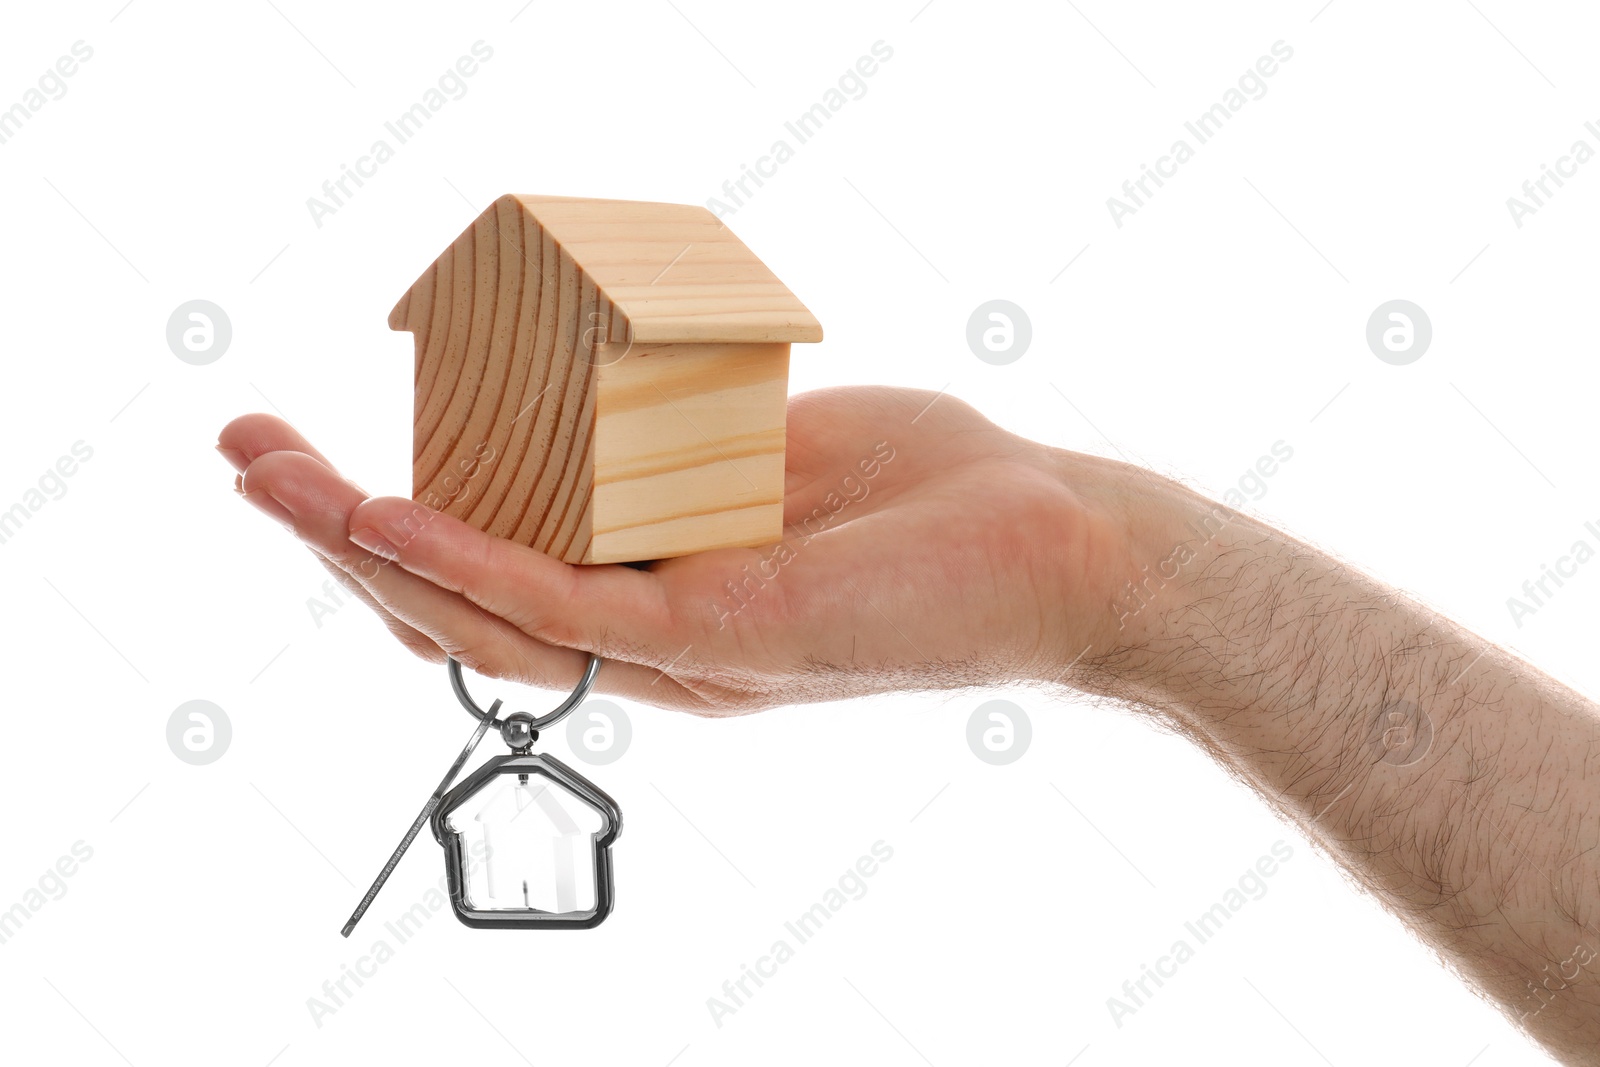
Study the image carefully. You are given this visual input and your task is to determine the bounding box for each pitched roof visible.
[389,193,822,345]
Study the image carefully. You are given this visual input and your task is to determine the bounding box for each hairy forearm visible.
[1080,484,1600,1061]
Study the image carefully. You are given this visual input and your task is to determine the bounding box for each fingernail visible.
[216,445,248,472]
[242,488,295,531]
[349,527,400,561]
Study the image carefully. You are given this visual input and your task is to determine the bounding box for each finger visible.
[220,416,431,649]
[248,454,698,705]
[241,450,565,670]
[346,495,677,660]
[218,412,346,477]
[305,545,447,664]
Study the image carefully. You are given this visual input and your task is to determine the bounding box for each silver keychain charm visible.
[341,656,620,935]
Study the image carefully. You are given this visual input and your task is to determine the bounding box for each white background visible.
[1,1,1595,1064]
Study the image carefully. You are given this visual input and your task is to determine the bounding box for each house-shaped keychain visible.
[431,746,620,929]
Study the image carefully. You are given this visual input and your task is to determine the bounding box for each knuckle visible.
[397,632,446,664]
[532,613,582,649]
[443,642,498,677]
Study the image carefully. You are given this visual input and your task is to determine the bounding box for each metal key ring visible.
[447,654,602,732]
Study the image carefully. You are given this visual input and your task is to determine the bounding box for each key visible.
[339,700,501,938]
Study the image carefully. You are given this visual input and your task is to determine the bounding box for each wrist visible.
[1101,514,1361,748]
[1020,446,1197,687]
[1037,451,1285,707]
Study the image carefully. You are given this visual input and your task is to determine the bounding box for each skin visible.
[220,385,1600,1062]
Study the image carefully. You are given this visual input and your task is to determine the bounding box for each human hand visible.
[218,386,1180,713]
[221,382,1600,1057]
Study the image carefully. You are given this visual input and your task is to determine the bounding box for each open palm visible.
[220,386,1137,713]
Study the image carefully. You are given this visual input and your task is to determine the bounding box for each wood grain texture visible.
[389,194,813,564]
[507,194,822,345]
[592,340,789,563]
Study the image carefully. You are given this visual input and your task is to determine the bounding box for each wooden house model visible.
[389,193,822,564]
